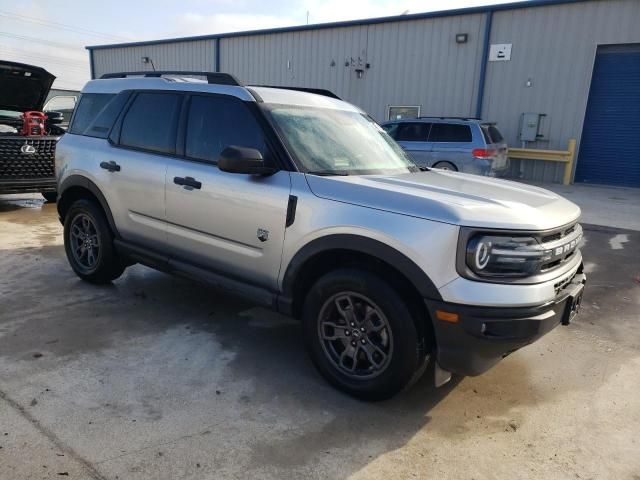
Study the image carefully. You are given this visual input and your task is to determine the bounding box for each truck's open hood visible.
[305,170,581,230]
[0,61,55,112]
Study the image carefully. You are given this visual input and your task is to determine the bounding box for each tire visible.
[42,192,57,203]
[303,268,425,401]
[432,161,458,171]
[63,198,126,284]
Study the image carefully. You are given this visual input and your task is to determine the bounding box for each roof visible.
[86,0,588,51]
[79,76,361,111]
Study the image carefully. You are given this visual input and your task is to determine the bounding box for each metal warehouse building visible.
[87,0,640,187]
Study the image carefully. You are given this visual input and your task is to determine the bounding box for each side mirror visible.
[45,111,64,125]
[218,146,276,175]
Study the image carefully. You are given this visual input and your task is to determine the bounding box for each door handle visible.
[173,176,202,190]
[100,161,121,172]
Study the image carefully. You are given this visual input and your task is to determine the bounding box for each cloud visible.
[174,12,299,36]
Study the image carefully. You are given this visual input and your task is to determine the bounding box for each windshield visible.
[266,105,418,175]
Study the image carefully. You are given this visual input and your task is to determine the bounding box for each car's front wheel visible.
[63,199,126,284]
[303,268,426,400]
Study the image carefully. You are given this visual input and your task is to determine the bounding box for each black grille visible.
[541,224,576,244]
[0,137,57,180]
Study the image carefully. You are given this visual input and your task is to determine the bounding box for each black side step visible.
[114,239,277,309]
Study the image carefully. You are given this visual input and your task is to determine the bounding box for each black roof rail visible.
[100,71,241,86]
[253,85,341,100]
[418,116,481,121]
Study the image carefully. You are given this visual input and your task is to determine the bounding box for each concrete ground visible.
[529,182,640,231]
[0,192,639,480]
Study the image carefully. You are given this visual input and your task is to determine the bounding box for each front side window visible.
[185,95,266,163]
[394,122,430,142]
[429,123,472,143]
[267,105,417,175]
[119,92,182,154]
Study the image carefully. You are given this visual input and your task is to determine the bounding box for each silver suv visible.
[56,72,586,400]
[381,117,509,176]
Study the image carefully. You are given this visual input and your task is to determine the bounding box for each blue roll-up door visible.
[575,46,640,187]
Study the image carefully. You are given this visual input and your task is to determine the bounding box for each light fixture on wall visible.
[141,56,156,71]
[526,77,533,87]
[455,33,468,44]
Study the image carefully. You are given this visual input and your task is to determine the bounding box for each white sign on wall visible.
[489,44,512,61]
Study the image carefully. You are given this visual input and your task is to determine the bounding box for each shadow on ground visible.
[1,196,638,479]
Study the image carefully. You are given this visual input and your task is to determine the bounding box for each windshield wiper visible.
[305,170,350,176]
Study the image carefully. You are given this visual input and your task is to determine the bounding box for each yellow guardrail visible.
[508,139,577,185]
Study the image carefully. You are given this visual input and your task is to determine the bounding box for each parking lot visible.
[0,192,639,480]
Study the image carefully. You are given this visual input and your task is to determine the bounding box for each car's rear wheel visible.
[432,161,458,171]
[63,199,126,284]
[303,268,425,400]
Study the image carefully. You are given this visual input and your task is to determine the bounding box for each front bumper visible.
[0,178,56,194]
[425,271,586,377]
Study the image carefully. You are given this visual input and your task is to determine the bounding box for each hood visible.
[305,170,581,230]
[0,61,56,112]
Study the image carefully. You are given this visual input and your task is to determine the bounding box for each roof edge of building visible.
[86,0,589,51]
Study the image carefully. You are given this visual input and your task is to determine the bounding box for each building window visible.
[387,105,420,121]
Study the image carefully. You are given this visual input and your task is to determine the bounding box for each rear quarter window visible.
[69,93,115,135]
[428,123,472,142]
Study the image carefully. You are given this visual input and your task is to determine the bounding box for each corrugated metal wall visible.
[220,14,486,121]
[92,39,216,79]
[89,0,640,183]
[483,0,640,182]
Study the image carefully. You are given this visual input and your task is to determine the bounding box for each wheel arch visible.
[57,175,119,237]
[279,234,441,317]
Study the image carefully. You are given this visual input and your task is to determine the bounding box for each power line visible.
[0,10,130,41]
[0,31,82,50]
[0,49,88,68]
[0,45,87,64]
[0,54,89,73]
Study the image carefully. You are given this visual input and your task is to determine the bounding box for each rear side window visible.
[119,92,182,154]
[185,95,266,164]
[393,122,430,142]
[429,123,472,142]
[69,93,114,135]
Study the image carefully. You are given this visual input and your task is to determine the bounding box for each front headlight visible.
[457,224,583,282]
[464,234,553,278]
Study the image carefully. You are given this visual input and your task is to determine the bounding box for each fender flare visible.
[57,175,120,237]
[279,234,442,314]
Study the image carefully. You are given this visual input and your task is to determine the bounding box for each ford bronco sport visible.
[56,72,586,400]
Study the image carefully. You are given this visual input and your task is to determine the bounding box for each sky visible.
[0,0,526,90]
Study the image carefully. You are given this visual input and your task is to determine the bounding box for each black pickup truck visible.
[0,61,65,202]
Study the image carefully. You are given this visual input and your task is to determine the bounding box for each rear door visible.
[387,122,431,166]
[428,122,473,171]
[164,94,291,290]
[99,91,182,250]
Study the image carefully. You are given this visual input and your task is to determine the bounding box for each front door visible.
[164,94,291,290]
